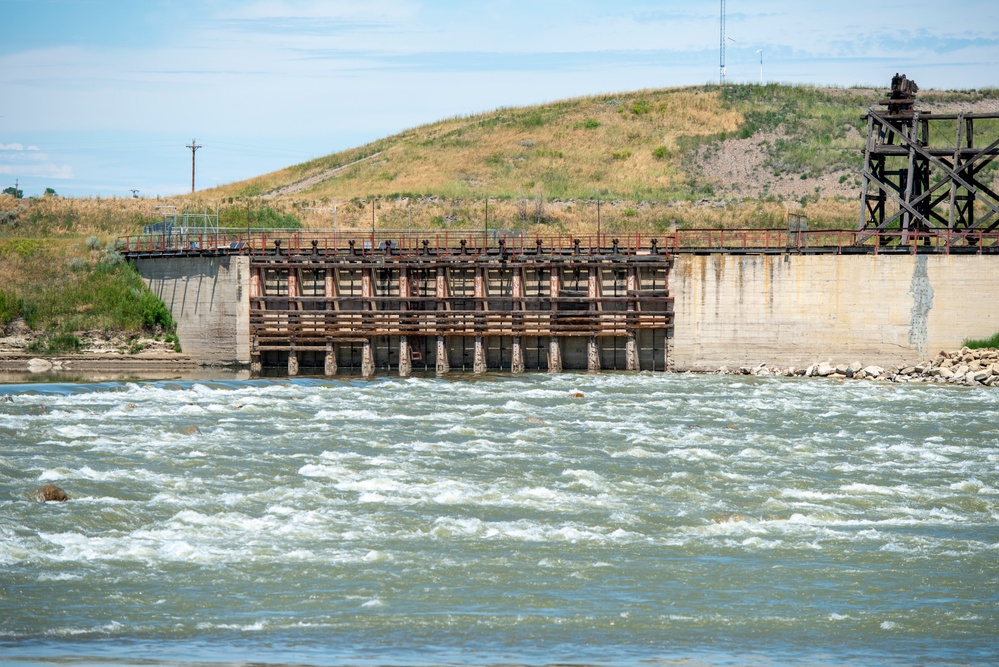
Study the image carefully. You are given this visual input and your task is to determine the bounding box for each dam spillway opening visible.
[245,236,674,376]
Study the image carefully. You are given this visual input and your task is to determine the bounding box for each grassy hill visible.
[194,83,999,232]
[3,82,998,351]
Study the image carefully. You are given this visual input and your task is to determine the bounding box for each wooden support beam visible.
[548,265,562,373]
[625,268,639,371]
[325,342,337,376]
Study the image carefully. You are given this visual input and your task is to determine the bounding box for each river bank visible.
[717,346,999,387]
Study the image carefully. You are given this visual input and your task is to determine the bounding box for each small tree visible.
[2,186,23,199]
[44,187,57,196]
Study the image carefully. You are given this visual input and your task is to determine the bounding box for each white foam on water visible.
[45,621,126,637]
[196,621,267,631]
[840,482,911,496]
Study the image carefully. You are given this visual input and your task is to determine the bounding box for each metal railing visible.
[118,227,999,256]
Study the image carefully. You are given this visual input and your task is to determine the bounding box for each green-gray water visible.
[1,373,997,666]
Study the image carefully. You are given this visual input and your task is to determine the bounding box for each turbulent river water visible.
[1,372,997,667]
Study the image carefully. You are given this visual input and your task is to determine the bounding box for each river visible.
[1,372,997,666]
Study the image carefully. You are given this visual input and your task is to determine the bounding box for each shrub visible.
[0,290,23,325]
[629,100,652,116]
[652,146,671,160]
[138,290,175,329]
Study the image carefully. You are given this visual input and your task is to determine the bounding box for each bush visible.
[138,290,174,330]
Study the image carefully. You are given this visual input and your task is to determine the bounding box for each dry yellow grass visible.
[202,87,744,203]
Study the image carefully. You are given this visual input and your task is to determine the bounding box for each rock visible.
[863,365,886,378]
[570,392,585,398]
[828,373,847,379]
[938,367,954,379]
[900,366,916,375]
[180,425,201,435]
[969,360,982,371]
[36,484,68,502]
[805,365,815,377]
[953,365,969,377]
[717,366,729,375]
[525,416,545,424]
[1,395,12,403]
[973,371,990,383]
[27,358,53,373]
[939,350,952,359]
[815,362,834,377]
[846,361,863,378]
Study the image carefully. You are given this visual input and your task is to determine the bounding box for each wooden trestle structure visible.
[249,239,673,375]
[860,74,999,244]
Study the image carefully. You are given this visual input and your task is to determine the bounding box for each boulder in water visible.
[36,484,68,502]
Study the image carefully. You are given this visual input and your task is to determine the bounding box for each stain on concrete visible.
[909,255,934,356]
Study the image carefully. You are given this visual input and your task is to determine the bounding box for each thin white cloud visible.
[0,142,74,180]
[0,163,74,179]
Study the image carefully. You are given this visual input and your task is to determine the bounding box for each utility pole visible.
[186,138,202,194]
[719,0,726,84]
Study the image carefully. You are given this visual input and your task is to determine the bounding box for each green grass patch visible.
[963,332,999,350]
[25,333,82,355]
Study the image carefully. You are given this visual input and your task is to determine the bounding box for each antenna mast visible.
[719,0,726,84]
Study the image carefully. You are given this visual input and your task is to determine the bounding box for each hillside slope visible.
[194,83,998,230]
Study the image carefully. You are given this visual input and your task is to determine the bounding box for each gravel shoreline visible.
[716,347,999,387]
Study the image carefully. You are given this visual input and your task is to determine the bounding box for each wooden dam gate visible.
[247,236,674,376]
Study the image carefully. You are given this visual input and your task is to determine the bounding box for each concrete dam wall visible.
[134,255,251,365]
[134,252,999,372]
[671,253,999,370]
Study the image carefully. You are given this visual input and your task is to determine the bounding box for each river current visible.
[1,372,997,666]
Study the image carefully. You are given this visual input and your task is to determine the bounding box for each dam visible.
[125,228,999,374]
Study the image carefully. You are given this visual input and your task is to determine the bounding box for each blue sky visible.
[2,0,997,198]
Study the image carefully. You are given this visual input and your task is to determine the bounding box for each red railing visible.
[117,229,669,257]
[117,228,999,256]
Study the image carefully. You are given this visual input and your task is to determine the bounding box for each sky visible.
[1,0,998,199]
